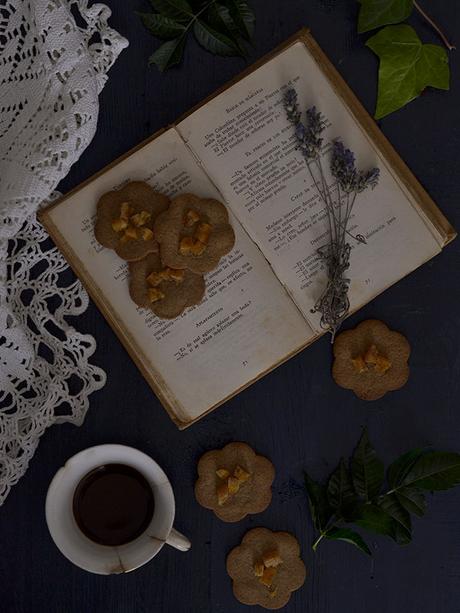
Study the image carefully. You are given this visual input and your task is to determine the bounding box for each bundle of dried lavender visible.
[284,88,379,340]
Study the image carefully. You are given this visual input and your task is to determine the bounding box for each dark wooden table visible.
[2,1,460,612]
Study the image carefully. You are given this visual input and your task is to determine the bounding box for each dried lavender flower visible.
[284,88,301,124]
[284,88,325,160]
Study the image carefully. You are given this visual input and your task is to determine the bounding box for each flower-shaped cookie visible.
[154,193,235,273]
[95,181,170,261]
[195,442,274,522]
[129,253,205,319]
[332,319,410,401]
[227,528,307,610]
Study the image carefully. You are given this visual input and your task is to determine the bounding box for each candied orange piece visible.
[262,549,282,568]
[112,218,128,232]
[184,209,200,227]
[167,268,185,283]
[259,567,277,588]
[190,240,207,256]
[227,476,241,495]
[253,561,265,577]
[179,236,194,255]
[217,481,229,506]
[195,222,212,245]
[216,468,230,480]
[148,288,165,303]
[375,355,392,374]
[234,465,251,483]
[352,355,367,374]
[120,202,131,220]
[141,227,154,241]
[131,210,151,227]
[124,226,138,240]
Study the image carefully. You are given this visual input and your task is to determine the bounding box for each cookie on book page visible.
[332,319,410,401]
[129,253,205,319]
[195,442,274,523]
[154,193,235,273]
[94,181,170,262]
[227,528,307,610]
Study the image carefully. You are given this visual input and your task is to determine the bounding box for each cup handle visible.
[165,527,191,552]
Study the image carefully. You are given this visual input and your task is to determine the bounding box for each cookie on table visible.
[195,442,274,523]
[129,253,205,319]
[95,181,170,262]
[154,193,235,274]
[227,528,307,610]
[332,319,410,401]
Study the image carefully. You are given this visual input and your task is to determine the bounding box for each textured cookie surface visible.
[154,193,235,273]
[95,181,170,261]
[129,253,205,319]
[332,319,410,400]
[227,528,307,609]
[195,442,274,523]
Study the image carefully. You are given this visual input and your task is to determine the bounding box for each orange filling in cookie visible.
[146,267,185,303]
[112,202,154,243]
[253,548,282,597]
[352,344,391,374]
[216,464,251,506]
[179,210,213,256]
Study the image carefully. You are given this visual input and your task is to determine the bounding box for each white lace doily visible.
[0,1,128,504]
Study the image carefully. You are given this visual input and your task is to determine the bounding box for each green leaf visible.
[325,527,372,556]
[401,451,460,491]
[149,36,186,71]
[379,494,411,544]
[354,504,395,538]
[357,0,413,34]
[149,0,193,23]
[227,0,255,41]
[138,12,186,39]
[388,448,426,488]
[351,429,384,501]
[205,4,246,55]
[304,472,333,532]
[367,25,450,119]
[193,19,242,57]
[396,487,426,517]
[327,458,357,513]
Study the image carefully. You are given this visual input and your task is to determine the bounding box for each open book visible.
[40,30,455,428]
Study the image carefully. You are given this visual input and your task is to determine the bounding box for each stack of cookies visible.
[95,181,235,319]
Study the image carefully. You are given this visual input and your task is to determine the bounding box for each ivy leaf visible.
[388,448,426,488]
[193,19,242,57]
[138,13,186,39]
[351,429,384,501]
[396,486,426,517]
[149,36,186,71]
[401,451,460,491]
[148,0,192,23]
[305,472,333,532]
[357,0,413,34]
[227,0,255,41]
[325,527,371,556]
[379,494,411,544]
[353,504,396,538]
[367,25,450,119]
[327,458,357,513]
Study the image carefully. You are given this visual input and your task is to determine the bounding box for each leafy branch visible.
[305,429,460,556]
[357,0,453,118]
[137,0,255,71]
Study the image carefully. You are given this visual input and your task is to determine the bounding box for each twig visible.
[413,1,456,51]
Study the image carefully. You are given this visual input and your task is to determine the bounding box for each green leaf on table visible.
[327,458,357,513]
[305,471,333,532]
[396,486,426,517]
[367,25,450,119]
[149,0,192,23]
[354,504,396,538]
[388,448,426,488]
[400,451,460,491]
[138,13,186,39]
[379,493,411,544]
[149,36,186,71]
[227,0,255,41]
[351,429,384,501]
[357,0,413,34]
[193,19,242,57]
[325,527,372,556]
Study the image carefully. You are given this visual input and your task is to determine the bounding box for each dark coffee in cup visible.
[73,463,155,547]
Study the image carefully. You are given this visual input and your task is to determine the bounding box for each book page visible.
[45,129,313,423]
[177,41,441,332]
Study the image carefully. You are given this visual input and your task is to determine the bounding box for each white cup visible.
[45,444,191,574]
